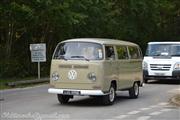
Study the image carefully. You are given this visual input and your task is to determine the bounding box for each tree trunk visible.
[5,22,14,59]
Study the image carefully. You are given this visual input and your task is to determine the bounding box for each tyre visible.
[102,84,116,105]
[57,94,72,104]
[129,82,139,99]
[143,78,148,83]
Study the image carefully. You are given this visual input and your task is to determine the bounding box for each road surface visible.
[0,80,180,120]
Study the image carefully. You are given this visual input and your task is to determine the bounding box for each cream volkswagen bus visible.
[48,38,143,105]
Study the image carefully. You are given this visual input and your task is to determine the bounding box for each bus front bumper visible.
[48,88,108,96]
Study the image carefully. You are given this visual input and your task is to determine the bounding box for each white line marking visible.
[136,116,151,120]
[160,108,172,112]
[149,111,162,116]
[149,105,158,108]
[168,88,180,93]
[158,102,168,106]
[140,107,151,111]
[128,110,140,115]
[114,115,128,119]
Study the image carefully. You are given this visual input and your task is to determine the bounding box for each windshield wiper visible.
[57,55,67,60]
[71,56,89,61]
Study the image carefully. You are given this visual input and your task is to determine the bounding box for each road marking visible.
[168,88,180,93]
[128,110,140,115]
[136,116,151,120]
[113,102,173,120]
[114,115,128,119]
[140,107,151,111]
[158,102,168,106]
[149,111,162,116]
[160,108,172,112]
[149,105,158,108]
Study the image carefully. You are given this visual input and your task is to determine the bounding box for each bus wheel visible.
[129,82,139,99]
[57,94,72,104]
[143,79,148,83]
[102,84,116,105]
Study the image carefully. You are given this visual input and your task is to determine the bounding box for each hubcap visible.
[134,83,139,96]
[109,87,115,102]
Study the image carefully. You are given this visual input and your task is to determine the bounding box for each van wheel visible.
[57,94,72,104]
[143,79,148,83]
[102,84,116,105]
[129,82,139,99]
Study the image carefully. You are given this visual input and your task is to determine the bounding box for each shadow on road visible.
[59,95,133,107]
[147,80,180,85]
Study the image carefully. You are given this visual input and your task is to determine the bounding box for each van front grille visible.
[150,64,171,71]
[59,65,89,69]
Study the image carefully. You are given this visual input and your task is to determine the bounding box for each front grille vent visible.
[150,64,171,71]
[59,65,89,69]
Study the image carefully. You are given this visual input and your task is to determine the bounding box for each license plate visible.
[63,90,80,95]
[154,73,165,76]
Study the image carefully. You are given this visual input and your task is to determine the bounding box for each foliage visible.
[0,0,179,78]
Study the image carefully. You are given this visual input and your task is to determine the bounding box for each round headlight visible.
[52,72,59,81]
[88,73,96,81]
[174,63,180,70]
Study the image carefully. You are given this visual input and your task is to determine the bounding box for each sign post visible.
[38,62,40,79]
[30,43,46,79]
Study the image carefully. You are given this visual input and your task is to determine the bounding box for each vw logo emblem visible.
[68,70,77,80]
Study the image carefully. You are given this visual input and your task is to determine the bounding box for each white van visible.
[143,42,180,83]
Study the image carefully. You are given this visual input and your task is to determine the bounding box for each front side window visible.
[116,46,128,59]
[105,46,115,60]
[128,46,140,59]
[146,44,180,57]
[53,42,103,60]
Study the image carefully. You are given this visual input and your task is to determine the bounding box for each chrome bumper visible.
[48,88,107,96]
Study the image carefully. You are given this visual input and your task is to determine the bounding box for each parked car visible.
[143,42,180,83]
[48,38,143,105]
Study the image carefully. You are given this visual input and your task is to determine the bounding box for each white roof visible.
[148,42,180,44]
[60,38,138,46]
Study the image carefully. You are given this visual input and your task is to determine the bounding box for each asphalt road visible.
[0,80,180,120]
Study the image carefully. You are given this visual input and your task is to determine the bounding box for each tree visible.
[0,0,179,78]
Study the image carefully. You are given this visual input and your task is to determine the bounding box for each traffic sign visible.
[30,44,46,62]
[30,43,46,79]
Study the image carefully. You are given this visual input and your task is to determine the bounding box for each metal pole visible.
[38,62,40,79]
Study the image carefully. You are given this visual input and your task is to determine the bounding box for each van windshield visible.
[146,44,180,57]
[53,42,103,60]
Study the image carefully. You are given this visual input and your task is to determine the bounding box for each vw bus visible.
[48,38,143,105]
[143,42,180,83]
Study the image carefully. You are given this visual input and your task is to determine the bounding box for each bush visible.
[0,60,27,78]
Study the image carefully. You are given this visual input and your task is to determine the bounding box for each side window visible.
[116,46,128,59]
[128,46,140,59]
[105,46,115,60]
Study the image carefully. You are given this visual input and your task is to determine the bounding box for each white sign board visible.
[30,43,46,62]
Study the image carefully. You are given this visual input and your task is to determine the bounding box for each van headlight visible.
[88,73,96,81]
[174,63,180,70]
[143,61,148,70]
[52,72,59,81]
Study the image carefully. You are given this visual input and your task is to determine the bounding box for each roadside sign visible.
[30,43,46,62]
[30,43,46,79]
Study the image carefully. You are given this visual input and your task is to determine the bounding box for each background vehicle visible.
[48,38,143,105]
[143,42,180,83]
